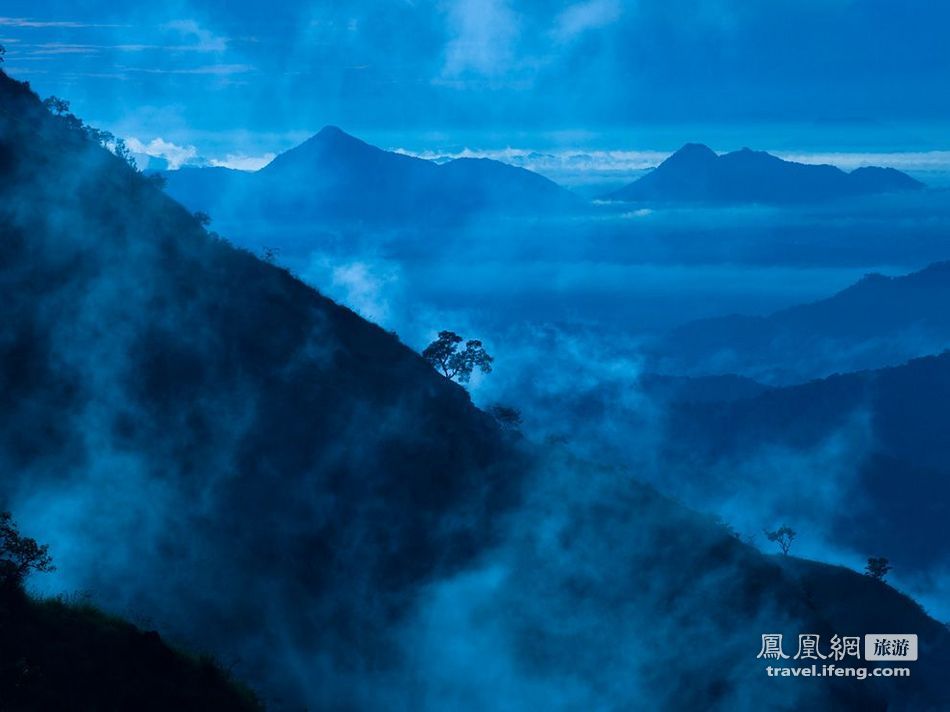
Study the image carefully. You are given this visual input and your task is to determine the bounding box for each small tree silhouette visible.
[764,526,796,555]
[111,136,138,170]
[43,96,71,116]
[422,331,493,383]
[865,557,891,581]
[0,511,54,592]
[0,44,6,65]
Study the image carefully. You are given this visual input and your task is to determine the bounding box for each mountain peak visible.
[186,124,577,222]
[309,124,367,149]
[315,124,349,140]
[258,124,380,176]
[670,143,718,161]
[657,143,719,173]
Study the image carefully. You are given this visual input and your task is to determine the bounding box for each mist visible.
[3,2,950,708]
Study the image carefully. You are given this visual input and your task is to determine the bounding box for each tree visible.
[0,511,54,591]
[43,96,71,116]
[111,136,138,170]
[489,404,522,432]
[83,126,112,145]
[0,44,5,65]
[193,211,212,228]
[865,557,891,581]
[422,331,493,383]
[764,526,796,555]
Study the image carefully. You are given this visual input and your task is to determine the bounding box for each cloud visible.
[162,19,228,52]
[0,17,125,29]
[441,0,521,78]
[122,63,254,75]
[393,145,669,173]
[125,136,198,170]
[19,42,241,56]
[775,150,950,172]
[300,257,402,325]
[21,43,101,55]
[552,0,622,42]
[209,152,275,171]
[124,137,274,171]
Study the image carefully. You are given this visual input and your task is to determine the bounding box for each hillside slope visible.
[0,588,260,711]
[0,71,524,707]
[650,261,950,384]
[661,353,950,576]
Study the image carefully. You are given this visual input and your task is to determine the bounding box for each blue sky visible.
[2,1,949,168]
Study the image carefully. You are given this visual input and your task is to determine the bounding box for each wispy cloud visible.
[0,17,125,29]
[552,0,622,43]
[209,152,275,171]
[122,64,254,76]
[162,20,228,52]
[441,0,521,78]
[20,43,102,55]
[122,137,274,172]
[775,150,950,172]
[393,146,670,174]
[125,137,199,170]
[19,42,236,56]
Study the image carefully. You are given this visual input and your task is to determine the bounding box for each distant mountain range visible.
[161,126,580,224]
[650,261,950,384]
[162,136,927,221]
[605,143,924,204]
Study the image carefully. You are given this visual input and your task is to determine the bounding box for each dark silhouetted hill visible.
[661,352,950,577]
[650,261,950,384]
[778,557,950,706]
[0,71,524,707]
[2,69,948,710]
[605,144,924,204]
[161,126,580,225]
[0,588,260,711]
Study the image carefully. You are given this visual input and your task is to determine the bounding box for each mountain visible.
[2,70,950,709]
[161,126,581,225]
[650,261,950,385]
[0,73,525,707]
[660,352,950,578]
[604,144,924,204]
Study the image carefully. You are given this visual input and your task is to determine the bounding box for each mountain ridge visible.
[162,125,581,225]
[660,350,950,578]
[605,143,924,204]
[650,260,950,384]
